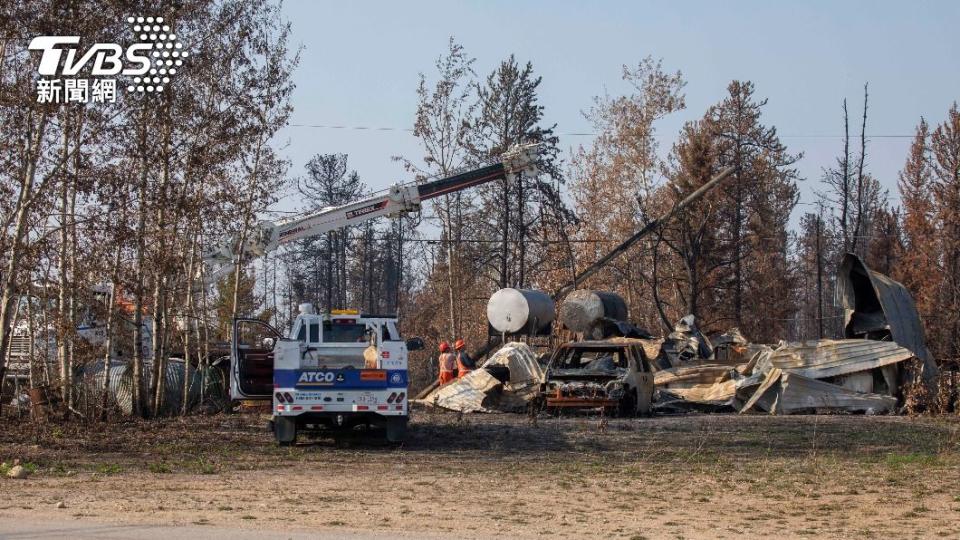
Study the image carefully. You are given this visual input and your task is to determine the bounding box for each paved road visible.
[0,519,458,540]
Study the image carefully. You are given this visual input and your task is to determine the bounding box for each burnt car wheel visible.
[637,392,653,417]
[617,388,637,417]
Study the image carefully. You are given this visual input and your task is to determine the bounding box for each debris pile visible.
[432,254,932,417]
[646,254,934,415]
[415,342,544,413]
[743,339,912,414]
[711,327,751,364]
[659,314,713,368]
[654,364,741,411]
[652,338,916,415]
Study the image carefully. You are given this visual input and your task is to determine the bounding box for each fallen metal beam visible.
[552,166,736,301]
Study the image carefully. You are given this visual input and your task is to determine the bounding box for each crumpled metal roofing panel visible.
[483,342,544,385]
[426,369,502,413]
[769,339,915,379]
[418,342,543,413]
[837,253,937,381]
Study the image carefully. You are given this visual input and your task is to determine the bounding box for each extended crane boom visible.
[203,144,540,283]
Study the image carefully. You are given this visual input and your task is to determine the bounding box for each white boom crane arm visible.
[202,143,540,284]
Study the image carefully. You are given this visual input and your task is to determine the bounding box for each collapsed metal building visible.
[654,253,935,414]
[419,253,938,416]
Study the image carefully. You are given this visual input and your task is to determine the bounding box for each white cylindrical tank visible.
[487,288,555,334]
[559,290,628,333]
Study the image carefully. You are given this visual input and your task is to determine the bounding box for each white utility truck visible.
[233,306,423,443]
[207,144,540,444]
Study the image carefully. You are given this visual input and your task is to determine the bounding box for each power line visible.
[289,123,414,132]
[286,236,616,244]
[286,122,916,139]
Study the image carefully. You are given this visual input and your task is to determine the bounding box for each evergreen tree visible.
[708,81,800,340]
[655,117,726,325]
[897,118,937,319]
[865,207,903,276]
[290,153,366,311]
[468,55,569,289]
[930,104,960,360]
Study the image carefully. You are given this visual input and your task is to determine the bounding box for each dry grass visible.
[1,410,960,538]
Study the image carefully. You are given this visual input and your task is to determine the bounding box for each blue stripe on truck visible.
[274,368,407,389]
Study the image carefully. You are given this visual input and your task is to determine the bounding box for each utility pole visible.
[815,214,824,339]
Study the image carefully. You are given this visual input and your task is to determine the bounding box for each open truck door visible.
[231,318,281,400]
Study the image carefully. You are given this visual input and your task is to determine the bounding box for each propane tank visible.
[486,288,555,334]
[559,290,628,334]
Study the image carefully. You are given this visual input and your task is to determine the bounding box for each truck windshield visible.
[323,321,367,343]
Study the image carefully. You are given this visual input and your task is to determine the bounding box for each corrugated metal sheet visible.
[768,339,914,379]
[742,369,898,415]
[483,342,544,384]
[82,361,223,415]
[653,365,743,409]
[654,364,733,387]
[657,379,737,408]
[837,253,937,382]
[605,337,664,363]
[417,342,543,413]
[778,372,897,413]
[425,369,502,413]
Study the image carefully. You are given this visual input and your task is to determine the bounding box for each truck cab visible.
[231,304,422,444]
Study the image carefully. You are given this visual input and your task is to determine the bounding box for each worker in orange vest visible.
[438,341,457,385]
[455,339,475,379]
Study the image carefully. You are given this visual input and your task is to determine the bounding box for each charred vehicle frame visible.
[541,341,654,416]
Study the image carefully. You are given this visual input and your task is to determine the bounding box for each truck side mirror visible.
[405,337,424,351]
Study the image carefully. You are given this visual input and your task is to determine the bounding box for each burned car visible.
[542,340,654,416]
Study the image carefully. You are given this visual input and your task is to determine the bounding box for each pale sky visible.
[272,0,960,223]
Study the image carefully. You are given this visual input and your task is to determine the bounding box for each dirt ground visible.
[2,408,960,539]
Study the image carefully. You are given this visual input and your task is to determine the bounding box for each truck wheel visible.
[385,417,408,443]
[274,416,297,446]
